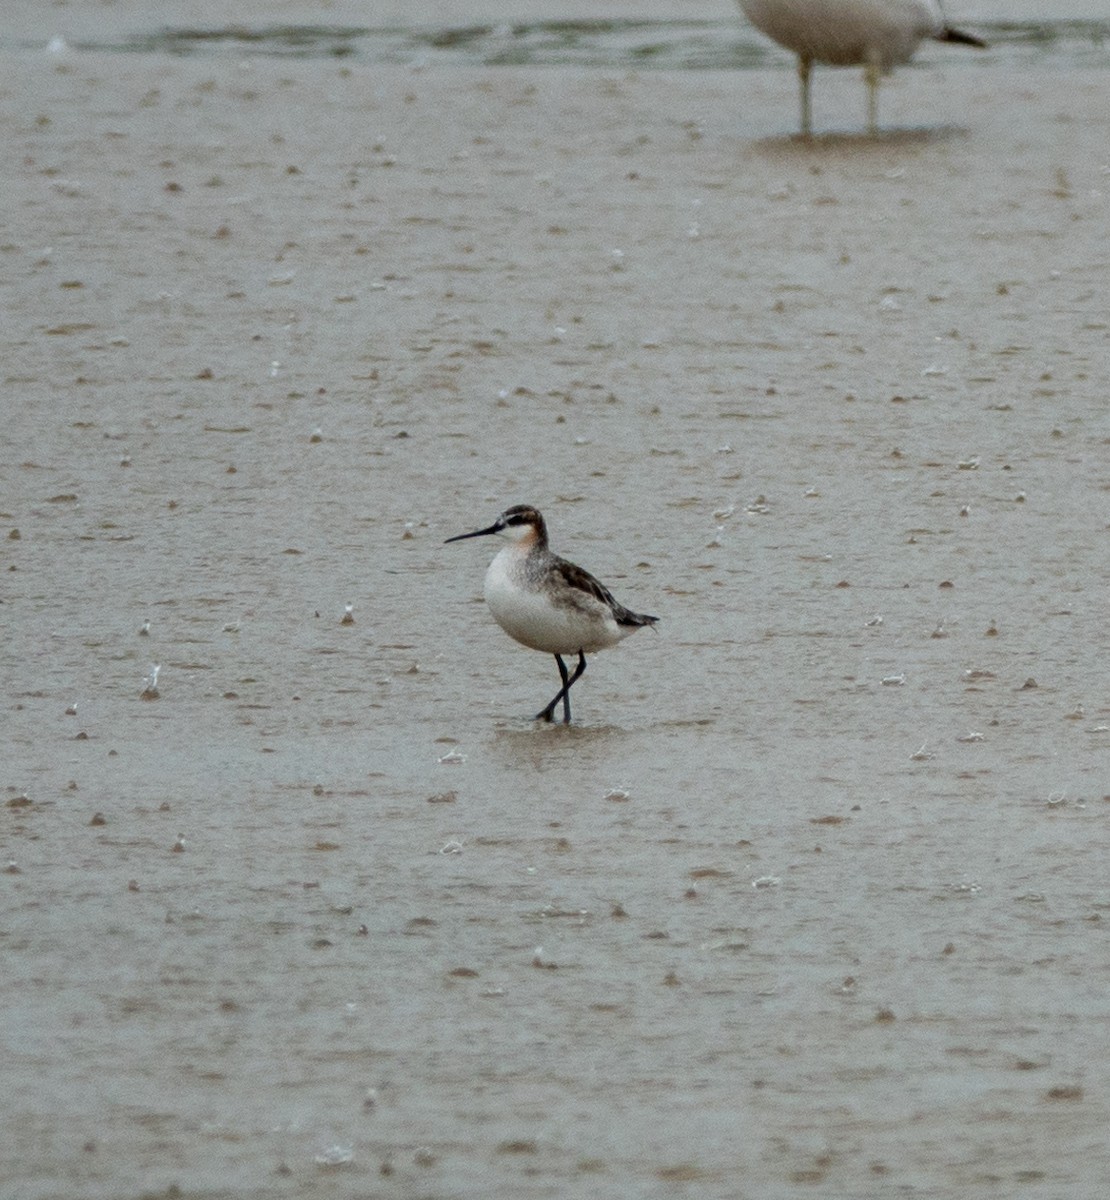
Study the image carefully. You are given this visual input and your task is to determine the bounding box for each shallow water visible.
[8,16,1110,70]
[3,4,1110,1197]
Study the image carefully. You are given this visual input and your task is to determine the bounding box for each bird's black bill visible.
[444,521,503,544]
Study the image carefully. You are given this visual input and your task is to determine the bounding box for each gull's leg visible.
[864,53,881,135]
[797,54,813,137]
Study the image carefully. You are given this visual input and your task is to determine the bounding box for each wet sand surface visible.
[3,3,1110,1197]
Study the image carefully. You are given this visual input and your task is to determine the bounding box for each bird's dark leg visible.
[561,651,586,723]
[536,654,571,722]
[536,651,587,724]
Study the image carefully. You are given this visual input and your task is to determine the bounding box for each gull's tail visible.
[937,27,987,49]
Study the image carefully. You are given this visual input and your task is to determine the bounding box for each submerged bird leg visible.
[864,53,881,135]
[797,53,813,137]
[536,651,587,724]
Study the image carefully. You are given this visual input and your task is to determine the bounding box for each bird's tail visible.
[937,27,987,49]
[618,610,659,631]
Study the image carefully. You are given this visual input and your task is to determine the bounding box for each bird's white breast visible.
[483,546,624,655]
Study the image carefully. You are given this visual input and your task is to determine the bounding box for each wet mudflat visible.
[3,5,1110,1197]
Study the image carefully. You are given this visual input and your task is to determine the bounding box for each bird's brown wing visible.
[551,557,657,628]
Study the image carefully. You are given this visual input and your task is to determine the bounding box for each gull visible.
[736,0,987,135]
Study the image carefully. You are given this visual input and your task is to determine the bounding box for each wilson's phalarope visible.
[445,505,658,724]
[735,0,985,135]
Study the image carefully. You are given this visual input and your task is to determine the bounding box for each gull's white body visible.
[739,0,950,70]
